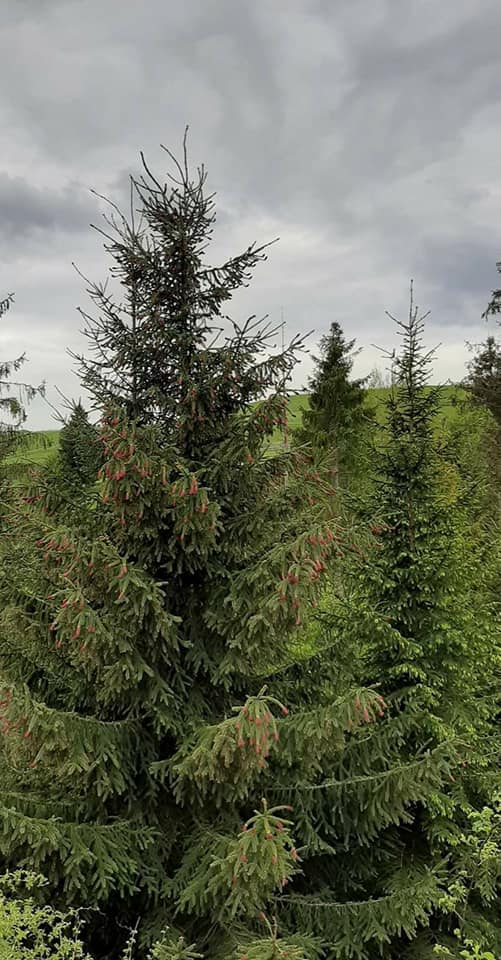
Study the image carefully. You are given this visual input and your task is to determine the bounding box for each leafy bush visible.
[0,872,91,959]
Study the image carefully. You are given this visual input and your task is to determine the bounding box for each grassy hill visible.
[4,430,60,468]
[4,386,469,468]
[286,385,467,425]
[270,385,468,446]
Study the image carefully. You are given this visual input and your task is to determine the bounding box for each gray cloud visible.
[0,0,500,428]
[0,173,94,243]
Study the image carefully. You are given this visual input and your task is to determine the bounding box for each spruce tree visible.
[482,265,501,319]
[58,401,102,486]
[146,289,498,959]
[296,321,368,484]
[465,334,501,427]
[310,288,500,957]
[1,158,498,960]
[0,293,35,462]
[0,143,345,958]
[0,293,45,495]
[462,331,501,601]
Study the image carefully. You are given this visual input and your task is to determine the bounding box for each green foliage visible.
[58,404,101,486]
[298,321,366,445]
[0,157,499,960]
[289,287,500,958]
[0,294,43,469]
[432,798,501,958]
[0,295,48,502]
[0,143,345,958]
[146,936,203,960]
[434,943,497,960]
[465,335,501,427]
[295,321,370,487]
[0,871,91,959]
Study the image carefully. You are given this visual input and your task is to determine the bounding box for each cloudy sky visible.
[1,0,500,428]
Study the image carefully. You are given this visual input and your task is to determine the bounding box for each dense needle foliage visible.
[296,321,369,486]
[0,143,345,958]
[58,402,101,487]
[0,150,498,960]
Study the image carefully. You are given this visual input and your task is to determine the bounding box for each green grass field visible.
[287,385,467,425]
[5,430,60,467]
[269,385,468,447]
[5,386,469,468]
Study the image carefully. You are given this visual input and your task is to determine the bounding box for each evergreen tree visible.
[463,331,501,550]
[152,289,498,959]
[58,401,102,486]
[72,139,294,439]
[482,265,501,319]
[296,321,369,484]
[0,143,344,958]
[0,293,45,494]
[465,335,501,427]
[0,293,35,462]
[1,159,498,960]
[312,288,500,957]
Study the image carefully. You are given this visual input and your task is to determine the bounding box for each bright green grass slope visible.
[287,385,467,424]
[270,385,468,446]
[6,386,468,466]
[4,430,60,467]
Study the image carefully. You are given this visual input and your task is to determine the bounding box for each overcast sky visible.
[1,0,500,428]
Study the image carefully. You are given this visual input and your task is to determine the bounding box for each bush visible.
[0,872,91,960]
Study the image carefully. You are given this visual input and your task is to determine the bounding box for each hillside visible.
[286,384,467,424]
[270,384,469,445]
[5,386,470,467]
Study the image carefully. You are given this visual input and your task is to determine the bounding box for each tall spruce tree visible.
[0,160,498,960]
[296,321,368,483]
[143,288,497,959]
[312,288,500,958]
[0,143,347,958]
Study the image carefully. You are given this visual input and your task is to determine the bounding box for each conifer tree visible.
[0,293,45,495]
[1,160,498,960]
[296,321,368,484]
[58,401,101,486]
[482,264,501,319]
[0,142,346,958]
[0,294,36,462]
[312,287,500,957]
[143,289,498,959]
[461,325,501,601]
[465,334,501,427]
